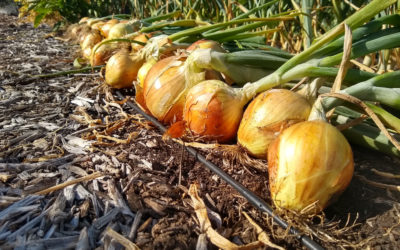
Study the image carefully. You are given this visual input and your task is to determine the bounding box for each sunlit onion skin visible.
[91,21,106,31]
[90,40,130,66]
[79,17,89,24]
[131,33,152,51]
[143,56,187,123]
[135,58,157,113]
[105,51,144,89]
[268,120,354,212]
[108,22,137,39]
[100,19,119,38]
[183,80,246,142]
[186,40,225,53]
[80,30,102,50]
[238,89,311,158]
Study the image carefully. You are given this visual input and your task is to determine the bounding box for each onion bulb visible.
[100,19,119,38]
[90,21,106,31]
[143,56,188,123]
[237,89,311,158]
[131,33,152,51]
[135,57,157,112]
[79,17,89,24]
[183,80,246,142]
[108,22,139,39]
[105,50,144,89]
[90,40,130,66]
[187,40,225,53]
[267,120,354,212]
[143,51,222,124]
[80,30,102,50]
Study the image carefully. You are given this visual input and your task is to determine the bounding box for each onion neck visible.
[241,61,319,102]
[308,97,327,122]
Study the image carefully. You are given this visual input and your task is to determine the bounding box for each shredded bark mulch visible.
[1,14,400,249]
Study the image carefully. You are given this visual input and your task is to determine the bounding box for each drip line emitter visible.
[116,91,324,250]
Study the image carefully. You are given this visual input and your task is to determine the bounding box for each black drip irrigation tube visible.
[116,91,324,250]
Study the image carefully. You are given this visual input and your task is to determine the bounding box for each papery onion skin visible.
[105,51,144,89]
[135,58,157,113]
[79,17,89,24]
[238,89,311,158]
[108,23,135,39]
[100,19,119,38]
[267,120,354,213]
[143,56,187,123]
[183,80,245,142]
[131,33,152,51]
[91,21,106,31]
[80,30,102,50]
[187,40,225,53]
[90,41,130,66]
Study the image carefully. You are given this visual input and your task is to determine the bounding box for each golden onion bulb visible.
[186,39,225,53]
[137,57,157,88]
[267,120,354,213]
[79,17,89,24]
[105,51,144,89]
[143,56,188,123]
[183,80,246,142]
[135,57,157,112]
[90,40,130,66]
[108,22,136,39]
[143,54,221,124]
[238,89,311,158]
[91,21,106,31]
[131,33,152,51]
[100,19,119,38]
[80,30,102,50]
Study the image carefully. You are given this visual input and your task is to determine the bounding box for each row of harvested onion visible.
[69,3,397,214]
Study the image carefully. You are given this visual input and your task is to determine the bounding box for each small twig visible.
[242,212,284,250]
[105,227,140,250]
[336,115,368,131]
[371,168,400,179]
[18,65,104,84]
[128,210,143,241]
[290,77,309,91]
[0,154,75,172]
[34,172,104,195]
[357,175,400,192]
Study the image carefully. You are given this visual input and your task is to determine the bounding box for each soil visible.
[0,14,400,249]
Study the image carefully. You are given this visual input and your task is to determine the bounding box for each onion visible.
[79,17,89,24]
[90,40,130,66]
[183,80,246,142]
[90,21,106,31]
[143,50,223,124]
[135,57,157,112]
[131,33,152,51]
[100,19,119,38]
[267,120,354,212]
[143,56,189,123]
[105,50,144,89]
[237,89,311,158]
[108,22,139,39]
[187,40,225,53]
[80,30,102,50]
